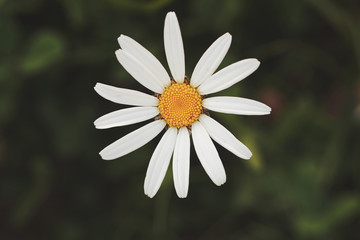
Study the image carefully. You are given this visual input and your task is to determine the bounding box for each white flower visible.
[94,12,271,198]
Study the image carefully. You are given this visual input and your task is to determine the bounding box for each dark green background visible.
[1,0,359,239]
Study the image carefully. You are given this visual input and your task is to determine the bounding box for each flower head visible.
[94,12,271,198]
[158,81,203,128]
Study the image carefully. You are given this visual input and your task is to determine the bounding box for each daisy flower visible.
[94,12,271,198]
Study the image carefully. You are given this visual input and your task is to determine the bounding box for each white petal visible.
[191,121,226,186]
[94,107,159,129]
[173,127,190,198]
[203,97,271,115]
[144,127,177,198]
[190,33,232,87]
[99,120,166,160]
[94,83,158,106]
[164,12,185,82]
[118,35,171,88]
[198,59,260,95]
[199,115,252,159]
[115,50,164,93]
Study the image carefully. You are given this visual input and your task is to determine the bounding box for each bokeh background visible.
[1,0,360,239]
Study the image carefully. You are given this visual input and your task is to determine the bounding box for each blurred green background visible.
[1,0,360,239]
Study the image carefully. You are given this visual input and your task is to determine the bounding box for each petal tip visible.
[166,11,176,17]
[246,58,261,68]
[243,154,252,160]
[224,32,232,38]
[165,11,177,22]
[176,190,188,198]
[243,149,253,160]
[94,82,102,90]
[94,125,103,130]
[118,34,131,47]
[93,117,106,129]
[257,102,272,115]
[145,191,155,198]
[99,150,114,160]
[216,179,226,186]
[265,105,272,114]
[99,152,106,160]
[117,35,124,45]
[114,49,122,57]
[223,32,232,43]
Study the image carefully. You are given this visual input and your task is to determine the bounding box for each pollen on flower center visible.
[158,82,203,128]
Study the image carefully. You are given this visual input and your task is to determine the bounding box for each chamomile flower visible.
[94,12,271,198]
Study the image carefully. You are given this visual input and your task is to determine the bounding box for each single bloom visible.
[94,12,271,198]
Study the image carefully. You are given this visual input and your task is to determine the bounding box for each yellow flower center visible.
[158,82,203,128]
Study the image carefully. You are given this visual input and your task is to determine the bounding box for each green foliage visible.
[21,31,65,73]
[0,0,359,239]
